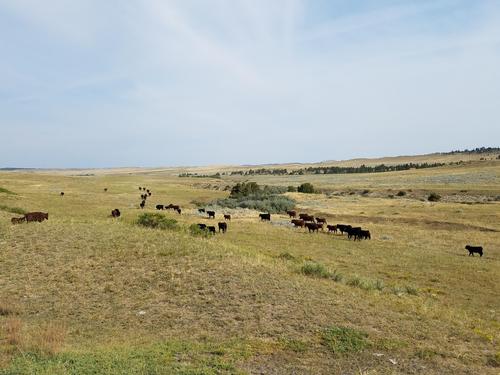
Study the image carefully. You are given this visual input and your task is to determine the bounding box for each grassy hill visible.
[0,156,499,374]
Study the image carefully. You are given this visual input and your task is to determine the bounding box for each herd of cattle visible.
[6,186,484,256]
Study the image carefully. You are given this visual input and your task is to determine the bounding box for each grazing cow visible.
[259,213,271,221]
[148,192,152,196]
[197,223,207,230]
[207,226,216,234]
[140,200,146,209]
[24,212,48,222]
[111,209,121,218]
[165,204,174,210]
[171,205,180,211]
[60,192,64,196]
[291,219,305,228]
[327,225,337,233]
[337,224,351,235]
[139,187,142,191]
[298,213,308,220]
[465,245,483,257]
[156,204,164,210]
[146,189,150,194]
[11,217,25,224]
[316,217,327,224]
[305,222,320,232]
[207,210,216,219]
[176,208,182,214]
[224,214,231,221]
[359,230,371,240]
[104,188,108,192]
[198,208,206,213]
[287,210,297,218]
[218,222,228,233]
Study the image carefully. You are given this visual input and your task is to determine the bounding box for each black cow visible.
[218,222,228,233]
[259,213,271,221]
[465,245,483,257]
[140,200,146,209]
[111,209,121,218]
[305,222,320,232]
[347,227,362,240]
[207,226,216,234]
[156,204,164,210]
[359,230,371,240]
[198,208,206,213]
[104,188,108,192]
[337,224,351,235]
[176,208,182,214]
[207,210,216,219]
[224,214,231,221]
[197,223,207,230]
[60,192,64,196]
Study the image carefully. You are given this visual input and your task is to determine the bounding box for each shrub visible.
[361,189,370,195]
[297,183,315,194]
[230,182,260,197]
[396,191,406,196]
[287,186,297,192]
[428,192,441,202]
[300,262,330,278]
[330,270,344,283]
[188,224,210,237]
[321,326,369,354]
[215,195,295,214]
[405,285,418,296]
[0,187,16,195]
[136,213,178,230]
[278,252,296,261]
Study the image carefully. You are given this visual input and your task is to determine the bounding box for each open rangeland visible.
[1,157,499,374]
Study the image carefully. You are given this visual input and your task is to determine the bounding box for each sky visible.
[0,0,499,168]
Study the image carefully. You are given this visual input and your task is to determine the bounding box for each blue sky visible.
[1,0,499,168]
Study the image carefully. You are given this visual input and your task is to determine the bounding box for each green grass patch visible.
[321,326,369,354]
[136,213,178,230]
[0,187,16,195]
[0,340,253,375]
[0,204,26,215]
[300,262,330,278]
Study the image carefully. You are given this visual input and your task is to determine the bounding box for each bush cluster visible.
[297,183,315,194]
[215,194,295,214]
[136,213,178,230]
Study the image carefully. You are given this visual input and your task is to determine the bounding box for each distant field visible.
[0,155,499,374]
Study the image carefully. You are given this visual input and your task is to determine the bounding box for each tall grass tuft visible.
[300,262,330,278]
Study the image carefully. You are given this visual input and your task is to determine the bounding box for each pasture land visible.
[0,157,499,374]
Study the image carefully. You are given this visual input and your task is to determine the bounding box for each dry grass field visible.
[1,154,499,374]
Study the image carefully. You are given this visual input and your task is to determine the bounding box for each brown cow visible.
[316,217,327,224]
[111,209,121,218]
[327,225,337,233]
[286,210,297,218]
[24,212,48,222]
[224,214,231,221]
[291,219,305,228]
[207,226,216,234]
[299,214,314,222]
[207,210,216,219]
[305,222,320,232]
[11,217,25,224]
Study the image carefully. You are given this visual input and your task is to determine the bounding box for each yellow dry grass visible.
[0,157,499,374]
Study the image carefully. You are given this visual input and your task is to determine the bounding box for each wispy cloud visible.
[0,0,499,167]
